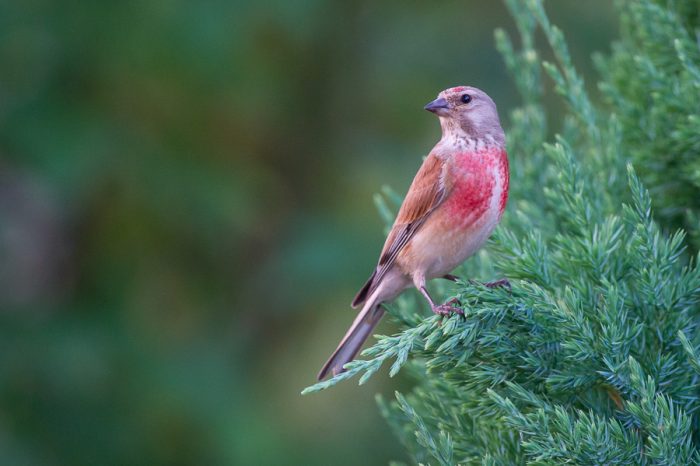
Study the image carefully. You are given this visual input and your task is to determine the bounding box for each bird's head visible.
[424,86,504,145]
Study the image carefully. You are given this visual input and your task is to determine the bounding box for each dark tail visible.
[317,296,385,380]
[351,269,376,308]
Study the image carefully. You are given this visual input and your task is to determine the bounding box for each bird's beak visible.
[424,97,449,113]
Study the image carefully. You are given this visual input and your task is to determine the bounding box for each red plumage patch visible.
[499,151,510,214]
[446,148,509,221]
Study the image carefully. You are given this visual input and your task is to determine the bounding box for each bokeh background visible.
[0,1,616,465]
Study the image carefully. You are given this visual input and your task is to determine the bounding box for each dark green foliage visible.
[305,0,700,463]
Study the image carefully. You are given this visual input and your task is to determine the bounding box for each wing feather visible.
[352,153,449,307]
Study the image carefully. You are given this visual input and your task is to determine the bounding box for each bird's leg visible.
[440,275,463,306]
[483,278,511,289]
[445,274,509,290]
[468,277,511,289]
[441,274,460,282]
[419,285,463,316]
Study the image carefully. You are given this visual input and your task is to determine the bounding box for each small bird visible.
[318,86,509,380]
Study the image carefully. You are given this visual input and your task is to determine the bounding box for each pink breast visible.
[499,152,510,214]
[446,149,509,222]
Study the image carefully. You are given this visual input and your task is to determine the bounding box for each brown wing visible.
[352,153,449,307]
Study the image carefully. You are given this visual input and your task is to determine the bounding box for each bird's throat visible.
[438,116,505,148]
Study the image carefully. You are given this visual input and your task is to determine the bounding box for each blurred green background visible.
[0,1,616,465]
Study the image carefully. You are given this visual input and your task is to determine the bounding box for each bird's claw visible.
[484,278,511,289]
[432,303,464,316]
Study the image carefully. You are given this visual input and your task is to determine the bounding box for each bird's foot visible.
[484,278,510,289]
[432,298,463,316]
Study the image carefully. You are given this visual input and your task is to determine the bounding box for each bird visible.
[317,86,509,380]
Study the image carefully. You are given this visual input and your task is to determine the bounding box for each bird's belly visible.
[410,207,501,278]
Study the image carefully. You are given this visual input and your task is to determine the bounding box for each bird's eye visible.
[461,94,472,104]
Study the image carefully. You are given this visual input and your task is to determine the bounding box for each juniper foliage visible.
[304,0,700,464]
[595,0,700,251]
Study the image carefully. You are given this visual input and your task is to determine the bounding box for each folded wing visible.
[352,153,449,307]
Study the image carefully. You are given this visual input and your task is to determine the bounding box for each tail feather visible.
[317,297,385,380]
[351,269,376,308]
